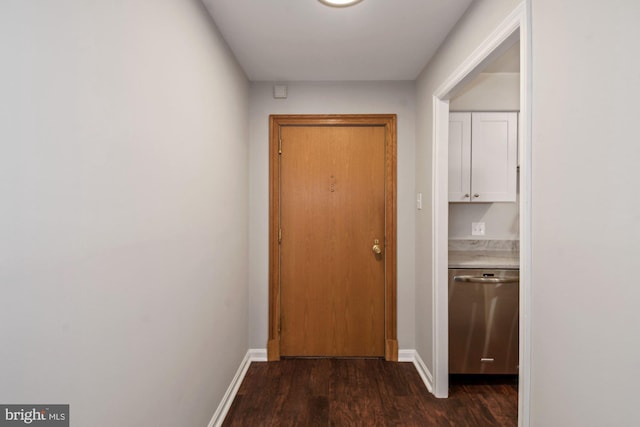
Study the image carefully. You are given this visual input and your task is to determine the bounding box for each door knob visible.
[372,239,382,254]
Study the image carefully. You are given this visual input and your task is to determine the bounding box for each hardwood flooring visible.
[222,359,518,426]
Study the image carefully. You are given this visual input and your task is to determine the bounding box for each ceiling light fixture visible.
[318,0,364,8]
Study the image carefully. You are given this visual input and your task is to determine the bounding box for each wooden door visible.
[268,115,397,360]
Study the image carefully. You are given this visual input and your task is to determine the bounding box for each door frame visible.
[431,2,531,425]
[267,114,398,361]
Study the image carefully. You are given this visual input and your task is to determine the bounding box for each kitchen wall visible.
[450,72,520,111]
[414,0,522,383]
[530,0,640,425]
[449,72,520,240]
[248,81,416,350]
[448,199,519,240]
[0,1,249,426]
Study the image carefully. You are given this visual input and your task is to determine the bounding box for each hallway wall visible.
[530,0,640,425]
[0,1,249,426]
[248,81,417,350]
[414,0,522,379]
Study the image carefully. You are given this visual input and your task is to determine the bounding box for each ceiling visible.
[202,0,474,82]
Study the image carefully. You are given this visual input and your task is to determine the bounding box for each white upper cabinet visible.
[448,113,472,202]
[449,112,518,203]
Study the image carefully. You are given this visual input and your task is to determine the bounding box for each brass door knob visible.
[372,239,382,254]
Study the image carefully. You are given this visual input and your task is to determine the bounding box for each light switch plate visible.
[472,222,485,236]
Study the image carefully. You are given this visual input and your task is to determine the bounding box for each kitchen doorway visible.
[267,114,398,361]
[431,3,531,426]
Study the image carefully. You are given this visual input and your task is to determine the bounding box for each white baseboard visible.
[398,349,434,393]
[398,349,416,362]
[247,348,267,362]
[207,348,267,427]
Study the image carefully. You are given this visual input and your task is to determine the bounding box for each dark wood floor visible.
[222,359,517,426]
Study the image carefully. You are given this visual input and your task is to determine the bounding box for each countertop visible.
[448,240,519,269]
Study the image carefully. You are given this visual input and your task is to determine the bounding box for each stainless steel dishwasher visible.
[448,268,519,374]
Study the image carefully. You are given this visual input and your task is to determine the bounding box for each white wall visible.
[0,1,249,426]
[530,0,640,425]
[448,201,519,240]
[450,72,520,111]
[449,72,520,240]
[248,81,416,350]
[414,0,521,376]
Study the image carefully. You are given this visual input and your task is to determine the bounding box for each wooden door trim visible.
[268,114,398,361]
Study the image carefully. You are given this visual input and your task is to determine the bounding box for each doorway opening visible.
[431,3,531,426]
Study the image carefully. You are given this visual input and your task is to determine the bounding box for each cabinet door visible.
[448,113,471,202]
[471,112,517,202]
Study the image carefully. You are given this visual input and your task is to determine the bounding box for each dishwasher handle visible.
[453,275,519,284]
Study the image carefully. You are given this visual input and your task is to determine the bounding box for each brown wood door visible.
[278,124,385,357]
